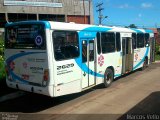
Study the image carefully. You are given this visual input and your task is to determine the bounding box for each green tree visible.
[128,24,137,28]
[0,34,4,61]
[0,33,5,80]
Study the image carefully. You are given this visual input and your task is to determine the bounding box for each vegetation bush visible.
[156,43,160,55]
[0,35,5,80]
[155,43,160,61]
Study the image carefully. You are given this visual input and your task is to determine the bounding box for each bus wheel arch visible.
[103,66,114,88]
[107,66,115,76]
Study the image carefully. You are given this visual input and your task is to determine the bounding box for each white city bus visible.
[4,21,155,97]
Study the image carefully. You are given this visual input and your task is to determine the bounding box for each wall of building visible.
[67,15,90,24]
[0,0,94,27]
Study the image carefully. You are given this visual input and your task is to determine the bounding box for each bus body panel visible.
[5,49,55,96]
[45,29,54,86]
[133,47,149,70]
[6,80,54,97]
[54,80,81,97]
[5,21,54,96]
[4,21,155,97]
[5,49,48,86]
[53,59,82,96]
[96,52,122,79]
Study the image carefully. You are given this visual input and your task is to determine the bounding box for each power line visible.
[96,2,104,25]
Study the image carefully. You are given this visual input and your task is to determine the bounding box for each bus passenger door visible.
[122,37,133,74]
[82,40,96,89]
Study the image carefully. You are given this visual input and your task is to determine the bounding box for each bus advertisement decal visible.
[133,47,149,70]
[6,52,46,84]
[57,63,74,75]
[35,35,43,46]
[98,55,104,67]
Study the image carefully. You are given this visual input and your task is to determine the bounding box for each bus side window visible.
[97,32,101,54]
[101,32,115,53]
[145,33,149,47]
[116,32,121,51]
[53,31,79,61]
[132,33,137,49]
[137,33,145,48]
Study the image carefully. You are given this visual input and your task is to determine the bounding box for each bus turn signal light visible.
[42,69,49,87]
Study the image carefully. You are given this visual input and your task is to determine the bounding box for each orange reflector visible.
[43,69,49,81]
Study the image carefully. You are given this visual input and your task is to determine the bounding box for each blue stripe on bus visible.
[82,26,112,32]
[43,21,51,29]
[131,29,153,34]
[75,58,104,78]
[114,74,121,77]
[133,47,149,70]
[75,47,149,79]
[75,27,112,78]
[9,70,29,84]
[145,29,153,33]
[6,52,45,84]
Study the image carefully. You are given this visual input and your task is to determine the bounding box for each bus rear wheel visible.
[104,68,113,88]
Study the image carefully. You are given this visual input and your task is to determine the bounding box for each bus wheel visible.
[104,69,113,88]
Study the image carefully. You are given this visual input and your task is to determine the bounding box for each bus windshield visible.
[5,24,46,49]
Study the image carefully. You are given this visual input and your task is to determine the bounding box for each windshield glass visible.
[5,24,46,49]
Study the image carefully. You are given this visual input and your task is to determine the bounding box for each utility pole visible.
[96,2,104,25]
[83,0,86,24]
[89,0,91,24]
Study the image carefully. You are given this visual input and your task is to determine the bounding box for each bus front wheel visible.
[104,68,113,88]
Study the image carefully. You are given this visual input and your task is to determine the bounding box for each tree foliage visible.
[128,24,137,28]
[0,35,4,61]
[0,34,5,80]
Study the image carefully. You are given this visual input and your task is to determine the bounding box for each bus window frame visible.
[52,30,80,61]
[145,33,150,47]
[137,33,145,48]
[5,23,46,50]
[116,32,121,52]
[96,32,102,55]
[101,32,116,54]
[132,33,137,49]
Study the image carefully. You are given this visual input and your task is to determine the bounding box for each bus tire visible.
[104,68,113,88]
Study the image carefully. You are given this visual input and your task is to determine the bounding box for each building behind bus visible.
[0,0,94,27]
